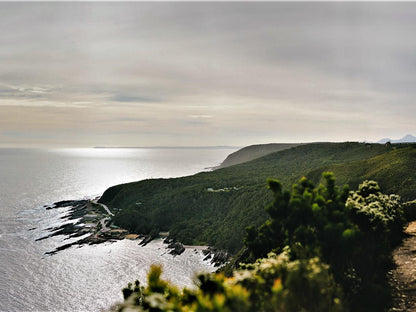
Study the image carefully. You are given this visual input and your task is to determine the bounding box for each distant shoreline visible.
[93,146,241,149]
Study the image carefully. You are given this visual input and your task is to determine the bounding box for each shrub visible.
[401,199,416,222]
[117,252,345,312]
[244,175,405,311]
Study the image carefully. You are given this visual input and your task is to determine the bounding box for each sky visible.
[1,2,416,147]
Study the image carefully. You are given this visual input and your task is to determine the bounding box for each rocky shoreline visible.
[35,198,231,266]
[37,199,128,255]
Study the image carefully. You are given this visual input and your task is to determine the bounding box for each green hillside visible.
[218,143,301,168]
[99,142,415,252]
[307,145,416,201]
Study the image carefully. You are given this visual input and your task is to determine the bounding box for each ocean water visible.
[0,147,237,312]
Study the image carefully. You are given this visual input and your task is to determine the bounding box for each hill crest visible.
[219,143,301,168]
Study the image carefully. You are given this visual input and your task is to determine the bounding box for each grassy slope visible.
[219,143,301,168]
[99,142,415,252]
[307,145,416,201]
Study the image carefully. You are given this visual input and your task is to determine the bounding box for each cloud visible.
[98,117,149,123]
[0,130,54,140]
[1,2,416,146]
[110,94,162,103]
[189,115,213,119]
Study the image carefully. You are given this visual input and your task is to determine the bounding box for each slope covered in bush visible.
[307,145,416,201]
[116,175,405,312]
[100,143,416,252]
[100,143,410,252]
[243,175,405,311]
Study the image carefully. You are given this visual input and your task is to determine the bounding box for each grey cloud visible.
[0,130,54,140]
[110,95,162,103]
[182,120,209,126]
[101,130,183,136]
[0,89,45,100]
[98,117,149,123]
[1,2,416,146]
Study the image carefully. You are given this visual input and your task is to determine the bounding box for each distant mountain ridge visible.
[378,134,416,144]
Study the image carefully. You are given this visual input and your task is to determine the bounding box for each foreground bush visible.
[244,174,405,311]
[400,199,416,222]
[117,251,345,312]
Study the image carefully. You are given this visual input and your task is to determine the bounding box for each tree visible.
[244,175,405,311]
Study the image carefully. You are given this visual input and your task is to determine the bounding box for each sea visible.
[0,147,237,312]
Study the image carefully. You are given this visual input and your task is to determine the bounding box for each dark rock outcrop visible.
[168,241,185,256]
[202,247,231,267]
[139,235,153,246]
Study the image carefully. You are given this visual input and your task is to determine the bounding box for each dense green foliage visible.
[403,200,416,221]
[244,174,353,268]
[244,175,405,311]
[117,252,344,312]
[307,144,416,201]
[117,175,404,312]
[99,142,416,252]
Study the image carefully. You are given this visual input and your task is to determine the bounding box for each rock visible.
[163,237,174,244]
[100,229,128,240]
[49,199,89,209]
[139,235,153,246]
[168,242,185,256]
[211,250,230,267]
[201,247,231,267]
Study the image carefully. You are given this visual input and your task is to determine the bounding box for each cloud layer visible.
[1,2,415,147]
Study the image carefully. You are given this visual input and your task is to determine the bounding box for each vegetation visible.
[243,175,405,311]
[403,199,416,221]
[99,142,416,252]
[91,202,109,215]
[117,253,345,312]
[218,143,301,168]
[307,144,416,201]
[117,174,405,311]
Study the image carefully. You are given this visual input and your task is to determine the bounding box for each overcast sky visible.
[1,2,415,147]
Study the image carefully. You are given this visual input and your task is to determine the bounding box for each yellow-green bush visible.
[118,251,344,312]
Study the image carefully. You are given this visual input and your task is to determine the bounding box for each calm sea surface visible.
[0,147,237,312]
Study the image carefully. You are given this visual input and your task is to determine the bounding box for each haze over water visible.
[0,147,236,312]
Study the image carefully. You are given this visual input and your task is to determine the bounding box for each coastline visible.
[36,198,164,255]
[35,198,230,266]
[36,198,127,255]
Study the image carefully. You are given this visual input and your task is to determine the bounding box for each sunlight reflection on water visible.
[0,147,237,312]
